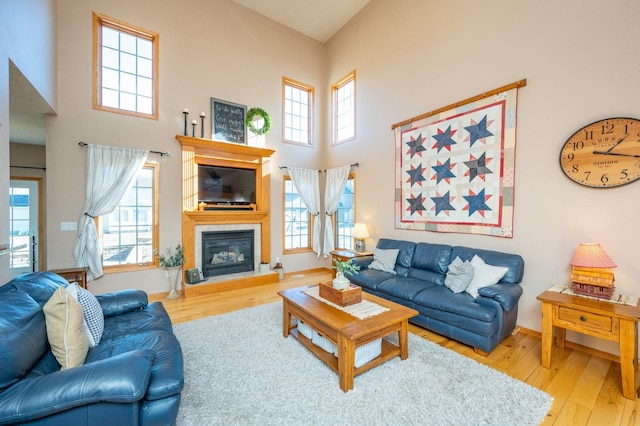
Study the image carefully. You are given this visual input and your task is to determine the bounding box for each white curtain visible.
[74,144,149,281]
[288,167,322,257]
[323,165,350,258]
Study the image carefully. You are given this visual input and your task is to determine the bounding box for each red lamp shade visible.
[570,243,617,268]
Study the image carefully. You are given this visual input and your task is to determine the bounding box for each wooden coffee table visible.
[278,285,418,392]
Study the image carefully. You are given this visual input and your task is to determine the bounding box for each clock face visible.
[559,117,640,188]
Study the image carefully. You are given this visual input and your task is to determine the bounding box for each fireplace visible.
[201,230,254,278]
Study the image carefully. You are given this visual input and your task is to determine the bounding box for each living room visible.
[1,0,640,422]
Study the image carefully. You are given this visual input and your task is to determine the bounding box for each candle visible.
[200,112,206,117]
[183,108,189,113]
[192,119,197,125]
[183,109,189,135]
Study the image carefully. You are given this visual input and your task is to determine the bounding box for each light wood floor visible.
[150,269,640,425]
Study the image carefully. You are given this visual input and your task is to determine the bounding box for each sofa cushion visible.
[1,272,67,307]
[349,268,395,291]
[0,289,48,391]
[101,302,173,342]
[43,286,90,369]
[410,243,452,275]
[413,285,497,323]
[375,239,416,276]
[66,283,104,347]
[377,277,437,301]
[444,257,474,293]
[465,255,509,298]
[86,330,184,400]
[368,248,399,273]
[450,246,524,284]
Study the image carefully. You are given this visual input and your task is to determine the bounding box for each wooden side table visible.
[537,290,640,399]
[330,250,373,278]
[49,267,89,289]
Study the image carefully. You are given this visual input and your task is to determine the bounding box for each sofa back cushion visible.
[375,239,416,277]
[0,289,48,392]
[450,246,524,284]
[2,272,67,307]
[407,243,452,285]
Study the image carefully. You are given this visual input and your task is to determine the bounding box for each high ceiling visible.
[232,0,370,43]
[10,1,370,146]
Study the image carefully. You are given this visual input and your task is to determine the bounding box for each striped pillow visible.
[66,283,104,347]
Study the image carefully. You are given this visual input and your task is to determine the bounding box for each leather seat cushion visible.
[413,285,497,322]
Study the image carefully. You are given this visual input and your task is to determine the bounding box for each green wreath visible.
[246,107,271,136]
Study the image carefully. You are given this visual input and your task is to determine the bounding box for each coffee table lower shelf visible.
[289,328,402,377]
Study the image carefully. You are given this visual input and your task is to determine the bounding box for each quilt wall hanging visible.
[392,79,526,238]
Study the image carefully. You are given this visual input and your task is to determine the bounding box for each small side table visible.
[49,267,89,289]
[537,290,640,399]
[330,250,373,278]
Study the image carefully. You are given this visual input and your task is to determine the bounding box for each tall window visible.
[334,175,355,250]
[100,163,158,271]
[332,70,356,144]
[283,177,312,252]
[93,12,159,119]
[283,77,313,146]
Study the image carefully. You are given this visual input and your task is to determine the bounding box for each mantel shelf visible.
[176,135,275,161]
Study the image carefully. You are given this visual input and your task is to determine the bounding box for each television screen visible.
[198,165,257,204]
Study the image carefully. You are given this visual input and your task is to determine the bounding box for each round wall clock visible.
[559,117,640,188]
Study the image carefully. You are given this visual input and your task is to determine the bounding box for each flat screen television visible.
[198,165,257,204]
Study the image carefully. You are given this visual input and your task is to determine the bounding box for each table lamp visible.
[569,243,616,299]
[353,223,370,253]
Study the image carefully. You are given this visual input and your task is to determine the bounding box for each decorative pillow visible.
[444,257,474,293]
[368,248,399,274]
[465,255,509,299]
[66,282,104,347]
[43,286,89,369]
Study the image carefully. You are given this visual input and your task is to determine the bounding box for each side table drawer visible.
[558,306,612,332]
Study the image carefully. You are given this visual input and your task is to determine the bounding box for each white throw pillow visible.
[368,248,399,274]
[465,255,509,298]
[66,282,104,347]
[444,257,474,293]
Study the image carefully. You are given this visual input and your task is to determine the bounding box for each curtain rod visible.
[279,163,359,172]
[10,165,46,171]
[78,141,170,157]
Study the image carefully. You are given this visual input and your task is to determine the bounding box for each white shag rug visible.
[173,302,552,426]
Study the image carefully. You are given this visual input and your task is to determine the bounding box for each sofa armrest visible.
[477,283,523,311]
[351,256,374,269]
[96,289,148,317]
[0,350,155,425]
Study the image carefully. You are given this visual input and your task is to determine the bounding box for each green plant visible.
[332,257,360,277]
[154,244,185,268]
[246,107,271,135]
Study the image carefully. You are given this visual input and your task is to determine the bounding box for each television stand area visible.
[201,202,256,211]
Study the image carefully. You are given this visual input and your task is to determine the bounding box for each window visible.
[283,77,314,146]
[334,175,355,250]
[93,12,159,119]
[332,70,356,144]
[283,177,312,252]
[100,163,159,271]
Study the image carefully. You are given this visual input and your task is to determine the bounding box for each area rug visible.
[173,302,552,425]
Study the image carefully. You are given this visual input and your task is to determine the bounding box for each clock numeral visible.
[566,153,575,161]
[600,173,609,184]
[583,130,593,140]
[601,123,615,135]
[620,169,629,179]
[570,141,584,151]
[571,164,579,173]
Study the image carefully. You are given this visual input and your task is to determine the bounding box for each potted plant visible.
[332,258,360,290]
[154,245,184,299]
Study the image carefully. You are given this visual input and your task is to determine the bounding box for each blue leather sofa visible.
[0,272,184,425]
[349,239,524,354]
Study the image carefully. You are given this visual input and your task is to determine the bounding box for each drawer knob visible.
[580,316,587,321]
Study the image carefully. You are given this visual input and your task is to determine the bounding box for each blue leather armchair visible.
[0,272,183,425]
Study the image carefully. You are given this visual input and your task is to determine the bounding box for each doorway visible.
[9,178,42,278]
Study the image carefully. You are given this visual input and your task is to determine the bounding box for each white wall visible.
[324,0,640,354]
[0,0,56,283]
[48,0,326,294]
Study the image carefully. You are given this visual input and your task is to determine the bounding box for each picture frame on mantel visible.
[210,97,247,144]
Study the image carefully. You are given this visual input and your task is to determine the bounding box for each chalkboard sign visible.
[210,98,247,144]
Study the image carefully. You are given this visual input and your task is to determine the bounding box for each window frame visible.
[282,176,313,254]
[333,174,356,251]
[93,12,159,120]
[98,162,159,273]
[331,70,356,145]
[282,77,314,146]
